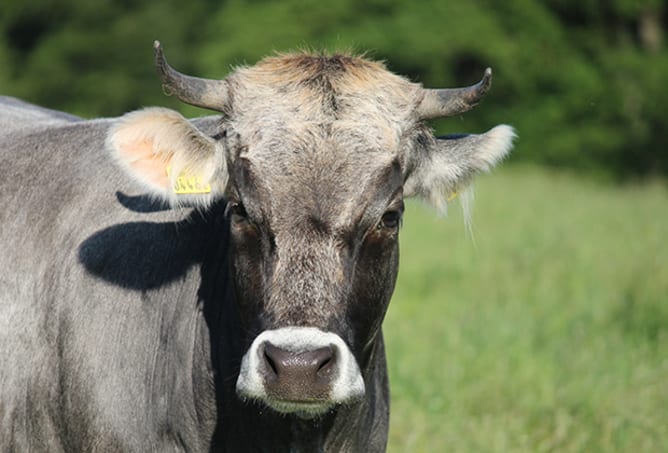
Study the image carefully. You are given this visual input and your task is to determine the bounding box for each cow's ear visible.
[404,125,516,209]
[107,107,227,205]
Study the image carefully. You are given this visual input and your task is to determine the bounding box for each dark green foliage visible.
[1,0,665,178]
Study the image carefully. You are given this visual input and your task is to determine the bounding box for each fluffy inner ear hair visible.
[106,107,227,206]
[404,124,516,210]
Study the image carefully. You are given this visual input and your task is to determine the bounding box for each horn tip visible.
[479,67,492,92]
[153,40,170,89]
[482,67,492,85]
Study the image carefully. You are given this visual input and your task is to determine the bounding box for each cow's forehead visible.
[234,129,401,234]
[226,52,421,154]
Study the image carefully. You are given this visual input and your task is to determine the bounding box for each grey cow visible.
[0,42,514,452]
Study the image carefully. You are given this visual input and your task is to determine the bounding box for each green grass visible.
[385,165,668,452]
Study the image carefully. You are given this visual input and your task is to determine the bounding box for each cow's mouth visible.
[263,398,337,419]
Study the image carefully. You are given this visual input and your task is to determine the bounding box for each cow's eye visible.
[227,201,248,222]
[379,209,402,230]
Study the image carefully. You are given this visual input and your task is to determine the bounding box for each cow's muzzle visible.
[236,327,365,418]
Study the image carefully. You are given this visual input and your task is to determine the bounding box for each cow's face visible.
[224,124,405,417]
[108,44,515,418]
[224,138,404,416]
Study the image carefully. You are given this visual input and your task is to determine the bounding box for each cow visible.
[0,41,515,452]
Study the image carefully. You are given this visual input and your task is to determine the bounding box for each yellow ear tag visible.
[447,189,459,202]
[166,165,211,195]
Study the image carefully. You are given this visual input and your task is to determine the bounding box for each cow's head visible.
[107,42,515,418]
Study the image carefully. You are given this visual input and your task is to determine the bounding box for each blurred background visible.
[2,0,666,451]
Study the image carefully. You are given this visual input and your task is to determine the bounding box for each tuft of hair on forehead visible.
[257,50,380,75]
[231,50,416,97]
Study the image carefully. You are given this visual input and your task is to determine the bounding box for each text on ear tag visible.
[166,166,211,194]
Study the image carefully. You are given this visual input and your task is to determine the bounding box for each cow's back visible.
[0,100,224,451]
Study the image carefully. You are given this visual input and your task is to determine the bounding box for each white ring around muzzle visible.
[236,327,365,414]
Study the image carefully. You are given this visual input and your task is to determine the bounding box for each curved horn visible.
[416,68,492,120]
[154,40,228,111]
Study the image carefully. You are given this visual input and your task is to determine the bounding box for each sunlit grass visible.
[385,165,668,452]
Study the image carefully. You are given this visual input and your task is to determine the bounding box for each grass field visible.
[384,165,668,452]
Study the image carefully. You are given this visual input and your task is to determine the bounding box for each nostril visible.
[315,346,336,378]
[317,356,331,371]
[263,348,278,376]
